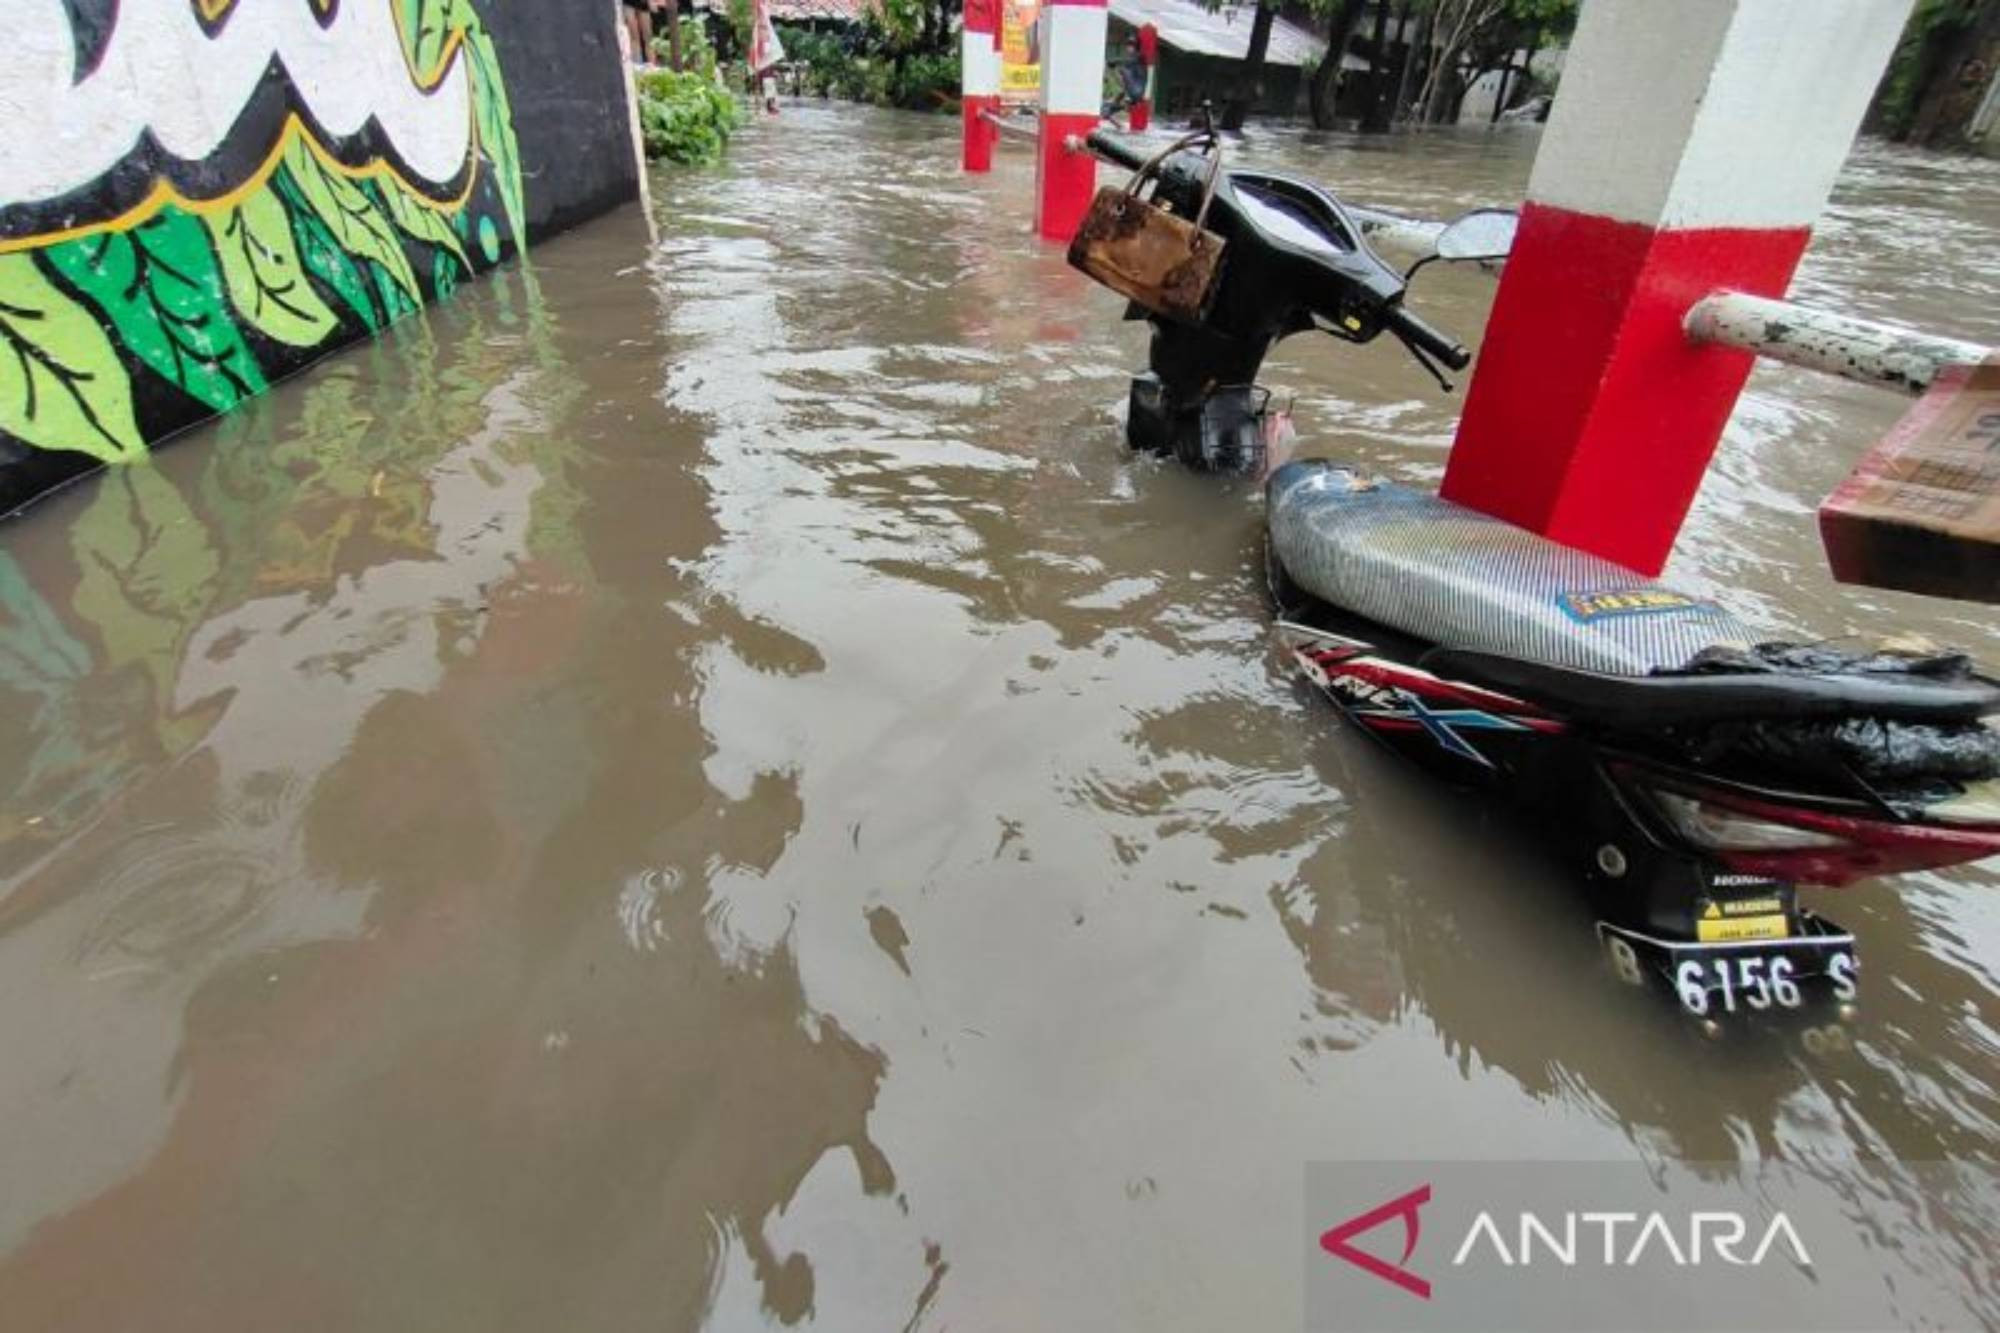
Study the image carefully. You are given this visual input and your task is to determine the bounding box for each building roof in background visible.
[1107,0,1336,70]
[770,0,869,20]
[774,0,868,19]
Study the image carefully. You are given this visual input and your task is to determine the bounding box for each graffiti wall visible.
[0,0,639,515]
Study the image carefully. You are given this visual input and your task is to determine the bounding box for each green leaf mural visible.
[402,0,453,75]
[281,138,423,308]
[372,262,421,323]
[399,0,524,252]
[43,210,267,413]
[272,167,383,333]
[378,179,471,272]
[463,24,528,253]
[207,186,340,348]
[0,0,533,500]
[0,253,144,463]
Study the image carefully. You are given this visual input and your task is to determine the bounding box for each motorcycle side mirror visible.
[1434,208,1518,263]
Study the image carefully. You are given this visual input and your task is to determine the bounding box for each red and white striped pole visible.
[1129,22,1157,132]
[1440,0,1913,575]
[962,0,1002,172]
[1035,0,1107,242]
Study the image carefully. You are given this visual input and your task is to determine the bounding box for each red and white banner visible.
[749,0,785,74]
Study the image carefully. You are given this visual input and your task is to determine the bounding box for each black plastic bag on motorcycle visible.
[1673,643,2000,789]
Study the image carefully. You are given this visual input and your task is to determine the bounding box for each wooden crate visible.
[1820,359,2000,604]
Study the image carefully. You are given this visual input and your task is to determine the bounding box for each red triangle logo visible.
[1319,1184,1432,1300]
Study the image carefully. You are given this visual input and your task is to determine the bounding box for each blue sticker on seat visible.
[1558,588,1721,623]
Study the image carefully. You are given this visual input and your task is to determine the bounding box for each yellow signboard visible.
[1695,899,1791,943]
[1000,0,1041,102]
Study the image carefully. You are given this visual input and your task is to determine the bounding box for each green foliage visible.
[888,51,961,110]
[636,69,745,165]
[780,26,849,96]
[654,16,721,77]
[774,24,959,111]
[1462,0,1578,78]
[871,0,925,48]
[842,58,896,105]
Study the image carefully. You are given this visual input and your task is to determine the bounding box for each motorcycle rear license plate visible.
[1599,917,1857,1016]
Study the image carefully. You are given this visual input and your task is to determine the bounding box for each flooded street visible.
[1,104,1996,1329]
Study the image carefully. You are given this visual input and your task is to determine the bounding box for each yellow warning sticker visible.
[1697,913,1791,943]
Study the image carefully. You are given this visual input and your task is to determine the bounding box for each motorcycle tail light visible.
[1632,776,2000,886]
[1650,790,1847,851]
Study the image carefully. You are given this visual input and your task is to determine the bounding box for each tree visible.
[1308,0,1371,129]
[1358,0,1394,131]
[1221,0,1280,131]
[1412,0,1574,125]
[1390,0,1424,123]
[1873,0,2000,148]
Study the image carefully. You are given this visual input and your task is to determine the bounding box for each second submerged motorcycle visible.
[1069,125,2000,1017]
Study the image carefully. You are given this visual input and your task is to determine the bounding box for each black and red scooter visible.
[1074,127,2000,1016]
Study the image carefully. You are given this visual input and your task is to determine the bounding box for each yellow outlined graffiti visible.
[0,0,528,490]
[0,108,482,257]
[1,13,476,257]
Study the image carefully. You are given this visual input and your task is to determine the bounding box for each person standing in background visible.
[623,0,656,66]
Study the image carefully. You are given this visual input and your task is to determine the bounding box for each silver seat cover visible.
[1267,461,1756,676]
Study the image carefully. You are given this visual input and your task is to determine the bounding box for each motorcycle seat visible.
[1267,460,2000,724]
[1268,460,1754,677]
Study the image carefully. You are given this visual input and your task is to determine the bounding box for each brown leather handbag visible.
[1066,131,1226,326]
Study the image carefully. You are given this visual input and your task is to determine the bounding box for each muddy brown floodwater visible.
[2,105,1997,1331]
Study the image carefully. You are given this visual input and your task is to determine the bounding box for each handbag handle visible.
[1122,129,1226,235]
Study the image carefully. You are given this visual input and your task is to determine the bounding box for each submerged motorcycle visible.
[1073,127,2000,1016]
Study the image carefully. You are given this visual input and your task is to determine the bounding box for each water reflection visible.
[0,106,1994,1330]
[0,202,905,1329]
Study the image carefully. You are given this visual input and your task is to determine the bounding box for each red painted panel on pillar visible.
[962,94,997,171]
[1544,224,1809,568]
[1442,204,1655,534]
[1036,111,1098,241]
[1442,201,1810,574]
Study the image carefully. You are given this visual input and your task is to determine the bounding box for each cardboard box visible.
[1820,359,2000,604]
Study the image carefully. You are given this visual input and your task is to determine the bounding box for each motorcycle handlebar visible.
[1082,127,1473,378]
[1085,128,1148,171]
[1382,304,1472,372]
